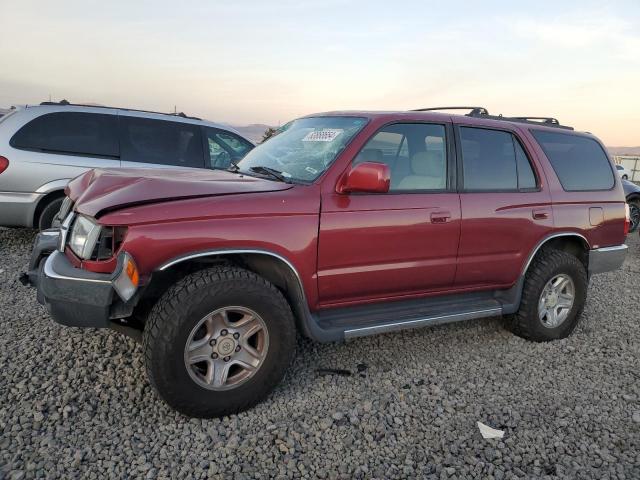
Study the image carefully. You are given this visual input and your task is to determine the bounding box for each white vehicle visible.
[0,101,254,229]
[615,164,631,180]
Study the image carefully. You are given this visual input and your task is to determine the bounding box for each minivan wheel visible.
[629,200,640,233]
[37,197,64,230]
[508,249,587,342]
[142,265,296,418]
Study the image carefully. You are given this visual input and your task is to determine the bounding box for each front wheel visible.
[508,249,587,342]
[143,265,297,418]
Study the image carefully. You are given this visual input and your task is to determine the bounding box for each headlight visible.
[69,215,102,259]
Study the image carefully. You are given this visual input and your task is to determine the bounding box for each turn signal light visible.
[0,156,9,174]
[113,253,139,301]
[126,258,139,287]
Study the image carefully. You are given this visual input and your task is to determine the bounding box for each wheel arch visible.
[522,232,590,277]
[32,189,66,228]
[152,249,318,339]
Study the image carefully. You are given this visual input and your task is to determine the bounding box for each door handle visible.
[532,209,550,220]
[430,211,451,223]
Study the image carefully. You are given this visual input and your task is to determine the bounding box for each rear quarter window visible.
[532,130,614,191]
[10,112,119,157]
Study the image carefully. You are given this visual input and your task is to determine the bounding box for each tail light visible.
[0,156,8,174]
[624,203,630,236]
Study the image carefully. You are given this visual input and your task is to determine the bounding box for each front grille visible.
[90,226,126,261]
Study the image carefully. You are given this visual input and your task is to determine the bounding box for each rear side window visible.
[459,127,537,191]
[532,131,614,191]
[120,116,204,168]
[10,112,118,157]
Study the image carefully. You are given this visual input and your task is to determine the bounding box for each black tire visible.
[37,197,64,230]
[628,199,640,233]
[622,175,628,180]
[143,265,296,418]
[508,249,587,342]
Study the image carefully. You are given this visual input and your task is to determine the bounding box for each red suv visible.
[24,107,629,418]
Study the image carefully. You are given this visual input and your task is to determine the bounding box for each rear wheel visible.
[37,197,64,230]
[628,199,640,233]
[143,265,296,418]
[508,249,587,342]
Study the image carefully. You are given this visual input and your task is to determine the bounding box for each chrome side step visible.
[343,306,502,339]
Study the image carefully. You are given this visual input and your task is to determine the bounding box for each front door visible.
[317,122,461,306]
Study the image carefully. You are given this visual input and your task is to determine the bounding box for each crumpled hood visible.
[67,167,293,217]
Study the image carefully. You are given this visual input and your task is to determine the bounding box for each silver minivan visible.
[0,102,254,229]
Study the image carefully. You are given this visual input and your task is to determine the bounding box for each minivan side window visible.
[120,116,204,168]
[459,127,537,191]
[354,123,447,191]
[204,128,253,169]
[10,112,119,157]
[532,131,614,191]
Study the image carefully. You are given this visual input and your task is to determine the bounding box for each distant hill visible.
[608,146,640,156]
[226,124,273,144]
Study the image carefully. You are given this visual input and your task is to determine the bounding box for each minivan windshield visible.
[235,116,367,183]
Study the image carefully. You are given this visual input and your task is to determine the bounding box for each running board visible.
[309,290,513,342]
[343,306,502,339]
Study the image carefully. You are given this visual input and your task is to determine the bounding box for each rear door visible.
[119,116,205,169]
[317,121,461,305]
[454,123,553,288]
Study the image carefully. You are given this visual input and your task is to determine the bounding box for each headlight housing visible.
[69,215,102,259]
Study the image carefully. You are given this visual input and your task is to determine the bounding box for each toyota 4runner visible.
[23,107,630,418]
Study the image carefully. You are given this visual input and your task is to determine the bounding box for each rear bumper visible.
[0,191,42,227]
[589,244,628,275]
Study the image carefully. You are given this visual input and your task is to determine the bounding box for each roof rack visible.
[410,106,573,130]
[37,100,202,121]
[412,106,489,116]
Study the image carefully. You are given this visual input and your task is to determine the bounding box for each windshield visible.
[236,116,367,183]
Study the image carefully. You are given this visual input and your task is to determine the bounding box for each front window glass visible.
[205,128,253,169]
[354,123,447,191]
[236,116,367,183]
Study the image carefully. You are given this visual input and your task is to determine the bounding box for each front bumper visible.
[589,244,628,275]
[23,231,135,328]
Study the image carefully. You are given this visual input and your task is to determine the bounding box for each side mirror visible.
[337,162,390,194]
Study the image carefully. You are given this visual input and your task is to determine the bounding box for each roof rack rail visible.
[412,106,489,116]
[37,100,201,121]
[410,106,573,130]
[510,116,560,125]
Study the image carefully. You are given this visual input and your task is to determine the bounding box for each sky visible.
[0,0,639,146]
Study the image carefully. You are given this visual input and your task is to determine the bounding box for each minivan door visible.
[119,116,205,170]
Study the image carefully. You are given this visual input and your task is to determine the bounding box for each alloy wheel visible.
[538,274,575,328]
[184,306,269,390]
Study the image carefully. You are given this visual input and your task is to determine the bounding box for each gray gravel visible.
[1,227,639,479]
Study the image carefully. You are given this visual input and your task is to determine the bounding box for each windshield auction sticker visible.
[302,129,343,142]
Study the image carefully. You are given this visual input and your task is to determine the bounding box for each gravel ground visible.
[1,227,639,480]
